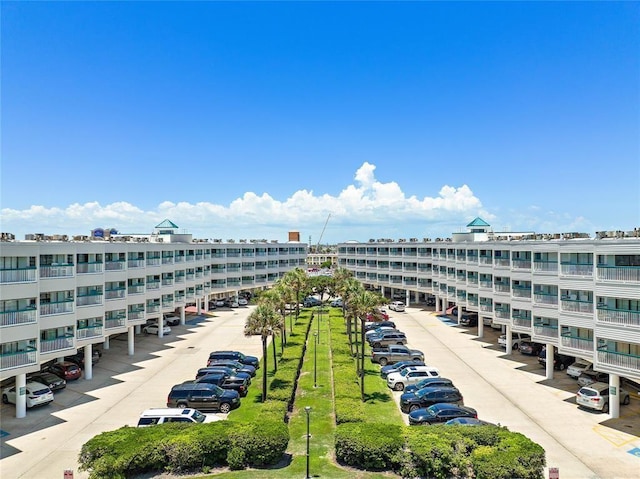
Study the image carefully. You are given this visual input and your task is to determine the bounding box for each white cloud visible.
[0,162,550,243]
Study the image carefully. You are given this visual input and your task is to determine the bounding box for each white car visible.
[163,314,180,326]
[143,323,171,335]
[386,366,440,391]
[497,333,530,350]
[389,301,405,312]
[567,359,593,379]
[365,326,396,338]
[237,298,248,306]
[214,300,225,307]
[576,382,630,413]
[2,381,54,408]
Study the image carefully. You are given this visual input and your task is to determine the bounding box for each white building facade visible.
[337,219,640,418]
[0,221,307,416]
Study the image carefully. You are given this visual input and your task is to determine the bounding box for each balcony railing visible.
[147,304,160,313]
[494,308,510,319]
[77,325,103,339]
[596,308,640,328]
[41,336,74,353]
[1,267,38,283]
[39,265,73,279]
[128,284,145,294]
[77,262,103,274]
[512,259,532,269]
[513,317,532,328]
[533,293,558,305]
[597,266,640,283]
[1,348,37,370]
[534,324,558,338]
[560,264,593,276]
[512,288,531,299]
[77,294,103,307]
[146,258,161,267]
[494,284,510,293]
[105,318,126,329]
[560,335,593,351]
[105,260,126,271]
[494,258,510,267]
[128,259,144,268]
[146,281,160,290]
[40,300,74,315]
[105,289,126,300]
[0,308,37,327]
[162,279,174,286]
[597,350,640,372]
[561,300,593,314]
[479,280,493,289]
[533,261,558,273]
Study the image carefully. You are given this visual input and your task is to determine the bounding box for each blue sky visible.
[2,1,639,244]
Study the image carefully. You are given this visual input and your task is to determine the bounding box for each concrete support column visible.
[435,296,440,313]
[610,374,621,418]
[505,325,513,355]
[546,344,554,380]
[104,336,110,350]
[406,290,410,307]
[180,306,186,326]
[84,344,93,380]
[457,305,462,325]
[128,326,135,356]
[15,373,27,418]
[135,324,141,334]
[477,316,484,338]
[381,286,385,298]
[158,319,164,338]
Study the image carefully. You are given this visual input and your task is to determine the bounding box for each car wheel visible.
[2,394,8,404]
[559,363,566,371]
[177,402,188,408]
[394,383,404,391]
[378,358,388,366]
[373,342,381,349]
[219,403,231,414]
[623,395,630,405]
[409,405,419,412]
[602,402,609,413]
[513,343,519,350]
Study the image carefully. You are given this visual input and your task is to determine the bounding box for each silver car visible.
[576,382,630,413]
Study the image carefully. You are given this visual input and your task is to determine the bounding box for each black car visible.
[208,351,260,369]
[167,383,240,413]
[28,372,66,391]
[400,386,464,413]
[196,366,251,384]
[538,348,575,371]
[409,404,478,425]
[64,350,101,369]
[364,320,396,332]
[403,377,455,394]
[519,340,544,356]
[380,360,425,379]
[197,374,249,397]
[204,359,256,377]
[459,313,479,327]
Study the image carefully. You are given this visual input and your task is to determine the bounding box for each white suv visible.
[389,301,405,312]
[567,359,593,379]
[498,333,530,350]
[576,382,630,413]
[386,365,440,391]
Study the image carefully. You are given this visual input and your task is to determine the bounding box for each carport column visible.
[84,343,93,380]
[180,306,186,326]
[104,335,110,350]
[135,324,141,334]
[15,373,26,418]
[128,326,135,355]
[610,374,621,418]
[457,305,462,325]
[477,315,484,338]
[545,344,554,380]
[435,296,440,313]
[405,290,410,307]
[505,325,513,355]
[380,286,385,298]
[158,319,164,338]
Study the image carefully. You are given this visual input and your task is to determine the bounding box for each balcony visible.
[1,347,37,370]
[513,316,532,328]
[534,324,558,339]
[512,287,531,299]
[105,260,126,271]
[41,336,75,353]
[596,307,640,328]
[128,284,145,295]
[561,299,593,314]
[0,308,37,327]
[479,256,492,265]
[597,265,640,283]
[146,257,161,267]
[77,262,103,274]
[494,308,510,320]
[77,292,103,307]
[40,300,74,316]
[597,349,640,373]
[105,318,126,329]
[494,284,510,293]
[560,335,593,352]
[512,258,532,270]
[1,266,38,283]
[533,260,558,273]
[494,258,510,268]
[560,263,593,277]
[533,292,558,306]
[479,280,493,289]
[146,280,160,291]
[77,324,103,339]
[127,259,144,268]
[39,265,73,279]
[105,288,126,300]
[161,279,174,287]
[147,303,160,313]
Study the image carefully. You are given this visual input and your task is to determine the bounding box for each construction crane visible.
[315,213,331,253]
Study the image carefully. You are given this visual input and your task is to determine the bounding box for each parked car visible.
[137,407,222,427]
[237,298,248,306]
[519,341,544,356]
[213,299,225,307]
[27,372,66,391]
[202,360,256,377]
[303,297,322,307]
[576,382,631,413]
[403,377,455,394]
[371,345,424,366]
[167,383,240,413]
[445,305,458,316]
[387,366,441,391]
[193,373,249,397]
[48,361,82,381]
[208,351,260,369]
[400,386,464,413]
[368,331,407,349]
[366,308,390,321]
[497,333,531,350]
[537,348,575,370]
[459,313,479,327]
[380,360,425,379]
[365,326,397,339]
[330,298,343,308]
[364,320,396,332]
[143,323,171,335]
[577,370,609,387]
[2,381,54,408]
[64,350,101,369]
[444,417,495,426]
[163,313,180,326]
[408,403,478,425]
[567,359,594,379]
[389,301,405,312]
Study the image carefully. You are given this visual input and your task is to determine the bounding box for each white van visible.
[136,408,222,427]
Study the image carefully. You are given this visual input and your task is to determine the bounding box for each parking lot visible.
[0,306,261,479]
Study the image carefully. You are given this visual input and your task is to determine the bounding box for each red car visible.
[48,361,82,381]
[366,309,390,321]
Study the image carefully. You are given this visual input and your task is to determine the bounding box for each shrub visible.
[228,420,290,467]
[334,397,366,424]
[335,423,404,471]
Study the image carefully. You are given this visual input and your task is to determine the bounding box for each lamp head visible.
[305,406,311,412]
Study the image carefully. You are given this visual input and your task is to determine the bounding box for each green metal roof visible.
[466,217,490,227]
[155,219,179,229]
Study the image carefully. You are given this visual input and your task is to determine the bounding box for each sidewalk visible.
[397,308,640,479]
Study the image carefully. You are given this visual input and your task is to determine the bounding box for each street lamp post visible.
[313,331,318,388]
[316,306,321,342]
[305,406,312,479]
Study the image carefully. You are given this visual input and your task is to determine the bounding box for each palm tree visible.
[245,302,280,402]
[262,286,288,351]
[282,267,308,323]
[342,278,363,352]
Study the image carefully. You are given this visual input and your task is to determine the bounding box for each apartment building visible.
[338,218,640,418]
[0,220,307,415]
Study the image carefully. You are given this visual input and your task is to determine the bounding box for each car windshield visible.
[415,389,430,398]
[192,410,207,423]
[213,385,225,395]
[400,369,411,377]
[579,388,597,397]
[574,360,590,368]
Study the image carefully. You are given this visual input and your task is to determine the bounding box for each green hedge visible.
[335,422,404,470]
[79,420,289,478]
